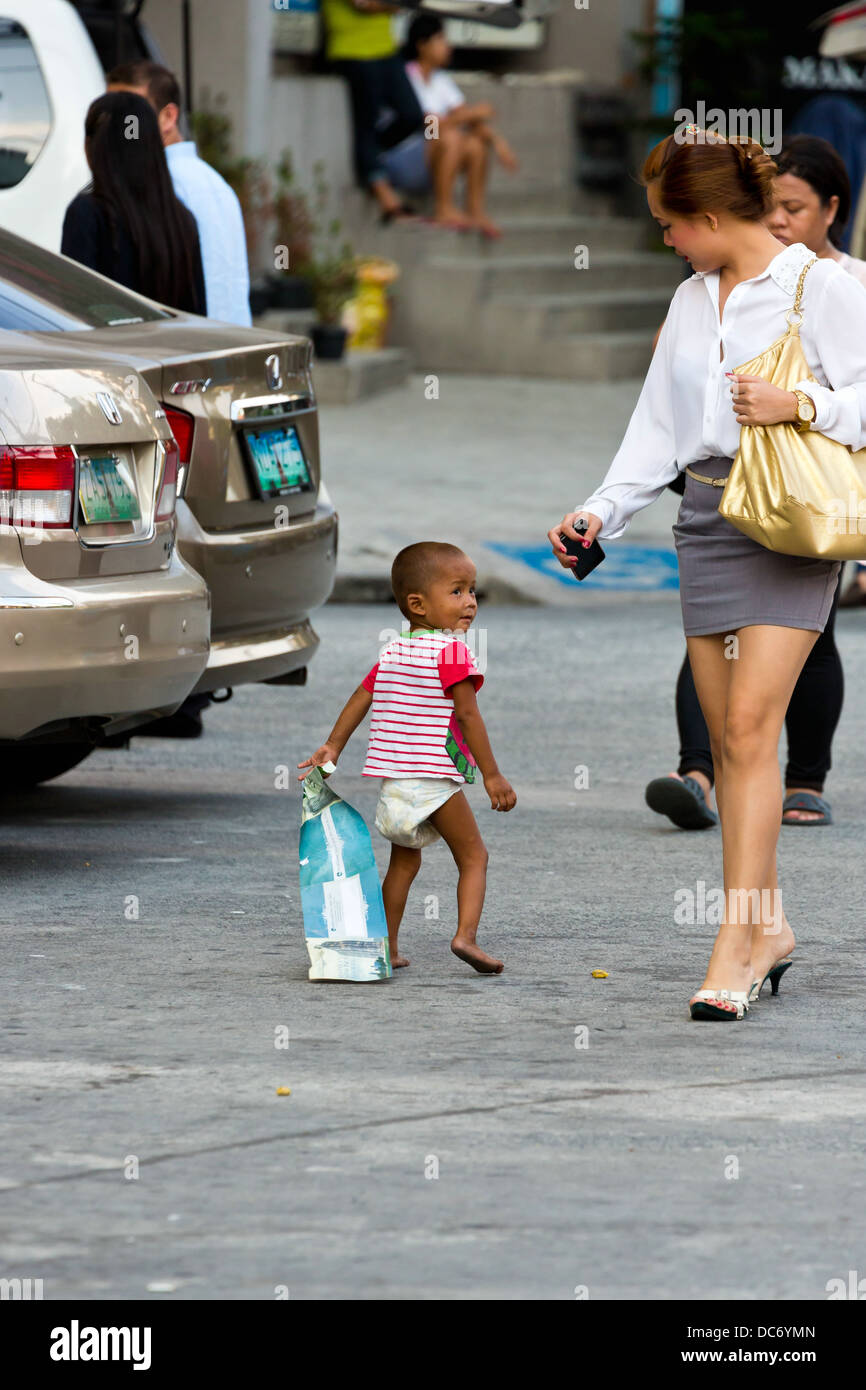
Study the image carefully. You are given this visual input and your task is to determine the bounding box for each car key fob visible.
[561,518,605,581]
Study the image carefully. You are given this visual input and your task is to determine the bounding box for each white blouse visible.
[835,250,866,288]
[580,240,866,539]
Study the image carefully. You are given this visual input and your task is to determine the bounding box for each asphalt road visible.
[3,599,866,1300]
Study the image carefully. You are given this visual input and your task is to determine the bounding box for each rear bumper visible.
[176,497,338,690]
[191,617,319,693]
[0,551,210,741]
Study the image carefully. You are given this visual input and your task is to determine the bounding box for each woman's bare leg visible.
[428,128,473,225]
[461,133,496,232]
[691,625,817,1000]
[686,634,732,830]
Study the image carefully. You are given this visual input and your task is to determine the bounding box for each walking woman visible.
[647,133,865,831]
[548,128,866,1021]
[61,91,206,315]
[771,134,866,612]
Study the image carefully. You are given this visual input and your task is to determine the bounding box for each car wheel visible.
[0,743,94,788]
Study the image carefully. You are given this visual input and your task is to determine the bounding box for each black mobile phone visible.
[561,518,606,581]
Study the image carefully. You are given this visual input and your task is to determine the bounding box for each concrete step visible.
[424,251,681,296]
[491,286,675,335]
[352,209,641,266]
[312,348,411,405]
[423,215,648,258]
[344,188,621,250]
[448,326,654,381]
[254,308,315,336]
[547,330,655,381]
[483,186,618,218]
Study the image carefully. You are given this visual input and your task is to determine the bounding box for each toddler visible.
[298,542,516,973]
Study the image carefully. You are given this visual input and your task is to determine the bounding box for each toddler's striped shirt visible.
[361,630,483,782]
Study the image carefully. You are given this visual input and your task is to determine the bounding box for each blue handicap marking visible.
[486,542,680,591]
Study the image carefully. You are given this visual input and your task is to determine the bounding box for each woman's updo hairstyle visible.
[641,127,777,222]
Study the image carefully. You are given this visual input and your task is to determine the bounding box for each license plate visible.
[243,423,312,498]
[78,455,140,524]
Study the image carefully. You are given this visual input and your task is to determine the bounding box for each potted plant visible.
[189,95,271,268]
[298,163,358,361]
[268,151,316,310]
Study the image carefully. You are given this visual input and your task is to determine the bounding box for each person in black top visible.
[62,91,206,315]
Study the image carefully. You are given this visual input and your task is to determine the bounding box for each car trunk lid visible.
[0,354,176,581]
[32,321,319,533]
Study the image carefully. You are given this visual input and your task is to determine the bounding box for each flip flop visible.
[782,791,833,826]
[380,202,419,225]
[645,774,718,830]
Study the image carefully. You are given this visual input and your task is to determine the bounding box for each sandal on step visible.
[689,989,750,1021]
[782,791,832,826]
[645,774,718,830]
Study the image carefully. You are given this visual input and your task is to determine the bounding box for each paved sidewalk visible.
[319,373,683,605]
[3,603,865,1300]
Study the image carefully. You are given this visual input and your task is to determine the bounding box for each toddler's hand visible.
[297,744,339,780]
[484,773,516,812]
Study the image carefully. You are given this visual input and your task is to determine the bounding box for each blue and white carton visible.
[299,765,391,981]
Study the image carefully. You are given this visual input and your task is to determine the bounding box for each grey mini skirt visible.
[672,455,841,637]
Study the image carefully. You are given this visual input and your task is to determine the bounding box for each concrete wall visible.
[516,0,651,85]
[144,0,271,156]
[141,0,654,263]
[143,0,655,161]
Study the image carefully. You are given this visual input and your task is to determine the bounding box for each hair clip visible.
[683,123,700,134]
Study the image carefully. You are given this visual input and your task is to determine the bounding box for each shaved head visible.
[391,542,470,621]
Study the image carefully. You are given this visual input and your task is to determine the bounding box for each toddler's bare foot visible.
[451,936,503,974]
[390,951,410,969]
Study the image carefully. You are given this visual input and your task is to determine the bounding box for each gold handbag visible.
[719,256,866,559]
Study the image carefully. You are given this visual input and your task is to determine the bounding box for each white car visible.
[0,0,104,251]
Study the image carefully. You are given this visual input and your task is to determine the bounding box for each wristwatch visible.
[793,390,816,431]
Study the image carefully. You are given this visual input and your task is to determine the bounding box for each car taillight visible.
[155,438,179,521]
[162,405,194,497]
[0,445,75,529]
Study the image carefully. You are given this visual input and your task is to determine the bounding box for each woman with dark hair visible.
[771,134,866,284]
[548,128,866,1021]
[771,134,866,608]
[61,91,206,315]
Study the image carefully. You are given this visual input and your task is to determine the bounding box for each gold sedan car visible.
[0,228,338,707]
[0,334,210,786]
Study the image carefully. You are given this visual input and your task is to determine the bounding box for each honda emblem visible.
[265,353,282,391]
[96,392,123,425]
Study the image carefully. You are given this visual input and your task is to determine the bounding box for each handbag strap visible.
[789,255,819,325]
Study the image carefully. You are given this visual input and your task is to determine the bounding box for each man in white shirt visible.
[107,61,252,327]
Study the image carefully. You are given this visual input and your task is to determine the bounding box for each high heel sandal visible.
[748,959,793,1004]
[689,990,751,1021]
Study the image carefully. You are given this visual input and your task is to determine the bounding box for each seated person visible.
[380,14,518,235]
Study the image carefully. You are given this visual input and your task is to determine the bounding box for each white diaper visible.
[374,777,460,848]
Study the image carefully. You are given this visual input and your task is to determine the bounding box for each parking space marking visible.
[485,542,680,591]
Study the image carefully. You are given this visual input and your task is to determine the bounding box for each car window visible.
[0,231,173,331]
[0,19,51,189]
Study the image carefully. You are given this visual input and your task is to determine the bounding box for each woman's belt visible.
[684,465,729,488]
